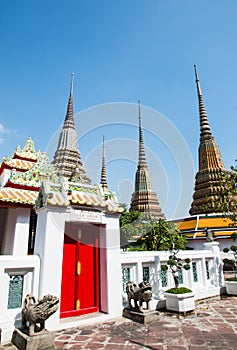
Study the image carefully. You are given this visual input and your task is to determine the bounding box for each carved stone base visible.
[123,308,159,324]
[12,328,55,350]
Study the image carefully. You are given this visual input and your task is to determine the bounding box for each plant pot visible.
[164,292,195,313]
[225,281,237,295]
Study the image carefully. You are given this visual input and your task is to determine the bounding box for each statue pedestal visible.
[123,308,159,324]
[12,328,55,350]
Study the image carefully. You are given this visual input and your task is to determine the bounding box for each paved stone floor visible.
[1,296,237,349]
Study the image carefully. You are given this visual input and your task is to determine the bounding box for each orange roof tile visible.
[70,191,123,212]
[175,219,197,230]
[173,215,235,232]
[198,217,232,228]
[47,192,69,207]
[0,188,38,205]
[2,158,34,171]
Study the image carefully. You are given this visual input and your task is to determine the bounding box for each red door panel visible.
[60,227,100,318]
[60,235,77,313]
[76,241,95,309]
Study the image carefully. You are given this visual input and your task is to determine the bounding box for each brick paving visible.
[53,296,237,350]
[1,296,237,349]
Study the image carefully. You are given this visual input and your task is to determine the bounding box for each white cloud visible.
[0,138,4,144]
[0,123,9,134]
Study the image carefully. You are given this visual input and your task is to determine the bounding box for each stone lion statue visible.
[126,281,152,312]
[22,294,59,336]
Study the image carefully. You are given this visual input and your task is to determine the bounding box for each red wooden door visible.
[60,235,77,313]
[60,231,100,318]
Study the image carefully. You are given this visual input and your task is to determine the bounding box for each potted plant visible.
[223,233,237,295]
[163,247,195,313]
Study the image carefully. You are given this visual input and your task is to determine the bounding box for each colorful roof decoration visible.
[0,137,58,207]
[35,179,124,213]
[0,157,34,173]
[0,187,38,206]
[0,136,123,214]
[14,137,38,161]
[7,152,59,189]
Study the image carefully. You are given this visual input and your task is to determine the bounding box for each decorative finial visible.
[137,99,147,167]
[138,99,141,117]
[102,135,105,158]
[194,65,212,140]
[70,72,74,94]
[100,135,108,192]
[194,64,199,81]
[194,64,203,96]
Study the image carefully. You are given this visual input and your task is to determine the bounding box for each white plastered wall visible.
[1,208,30,255]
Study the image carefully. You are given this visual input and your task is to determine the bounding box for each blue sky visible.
[0,1,237,218]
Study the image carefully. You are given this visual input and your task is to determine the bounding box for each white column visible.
[204,242,225,287]
[201,257,208,287]
[104,213,123,317]
[154,255,163,298]
[13,208,30,255]
[100,225,108,313]
[1,208,30,255]
[137,261,143,284]
[34,206,67,330]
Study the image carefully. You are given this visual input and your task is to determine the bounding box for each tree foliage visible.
[119,208,146,246]
[213,161,237,224]
[223,232,237,278]
[142,219,187,251]
[121,216,190,287]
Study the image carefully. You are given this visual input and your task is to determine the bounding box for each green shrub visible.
[226,277,237,282]
[161,265,168,271]
[223,247,229,253]
[165,287,192,294]
[183,264,191,270]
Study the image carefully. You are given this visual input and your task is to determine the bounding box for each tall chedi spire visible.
[190,65,227,215]
[100,135,109,192]
[52,73,91,183]
[129,101,165,220]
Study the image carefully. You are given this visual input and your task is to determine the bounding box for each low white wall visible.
[121,244,224,308]
[0,255,40,343]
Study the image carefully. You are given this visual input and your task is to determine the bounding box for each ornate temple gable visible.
[0,138,38,176]
[68,180,123,212]
[14,137,38,161]
[129,101,165,221]
[0,137,58,208]
[52,74,91,184]
[190,65,228,216]
[36,178,123,213]
[7,152,59,190]
[35,179,70,209]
